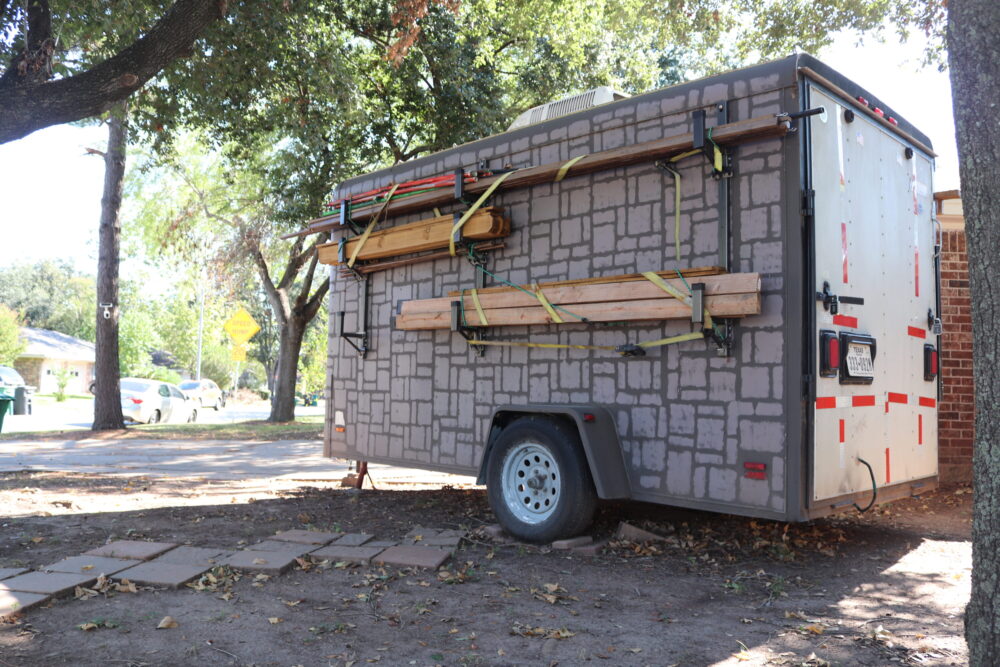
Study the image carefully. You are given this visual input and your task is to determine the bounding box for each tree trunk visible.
[92,102,128,431]
[949,2,1000,664]
[268,317,306,422]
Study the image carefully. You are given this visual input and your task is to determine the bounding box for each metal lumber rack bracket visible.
[337,274,371,358]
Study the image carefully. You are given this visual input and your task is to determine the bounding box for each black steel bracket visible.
[339,200,363,236]
[817,280,865,315]
[775,106,826,134]
[337,275,370,358]
[706,319,733,357]
[692,108,733,180]
[451,300,486,357]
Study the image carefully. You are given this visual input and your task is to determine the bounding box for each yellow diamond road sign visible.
[224,307,260,345]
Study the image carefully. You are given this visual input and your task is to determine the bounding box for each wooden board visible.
[297,113,790,234]
[394,293,760,330]
[317,208,508,265]
[445,266,725,297]
[405,273,760,315]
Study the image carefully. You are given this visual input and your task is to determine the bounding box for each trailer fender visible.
[476,405,631,500]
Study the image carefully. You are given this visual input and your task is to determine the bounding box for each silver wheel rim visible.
[501,442,561,524]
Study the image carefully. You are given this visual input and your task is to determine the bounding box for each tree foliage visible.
[0,261,95,341]
[0,304,25,365]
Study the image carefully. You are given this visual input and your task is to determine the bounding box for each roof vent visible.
[507,86,629,131]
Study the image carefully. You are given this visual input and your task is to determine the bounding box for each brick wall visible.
[939,229,973,483]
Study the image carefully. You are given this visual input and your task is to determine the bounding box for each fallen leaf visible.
[81,565,95,571]
[804,623,825,635]
[31,536,44,543]
[157,616,178,629]
[78,622,98,631]
[252,558,267,565]
[269,617,283,624]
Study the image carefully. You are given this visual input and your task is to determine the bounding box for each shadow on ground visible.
[0,477,970,666]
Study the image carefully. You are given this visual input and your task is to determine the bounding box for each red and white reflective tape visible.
[815,393,936,410]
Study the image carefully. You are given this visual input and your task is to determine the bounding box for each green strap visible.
[348,183,400,267]
[555,154,588,182]
[449,171,515,256]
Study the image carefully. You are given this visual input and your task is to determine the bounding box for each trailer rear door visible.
[806,84,939,504]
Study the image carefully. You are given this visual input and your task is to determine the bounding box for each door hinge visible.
[801,189,816,219]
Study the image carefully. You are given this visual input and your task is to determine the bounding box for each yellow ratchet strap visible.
[636,331,705,349]
[641,271,714,329]
[348,183,400,268]
[665,149,701,262]
[532,284,564,324]
[554,154,588,182]
[449,171,515,255]
[463,339,617,352]
[469,288,488,326]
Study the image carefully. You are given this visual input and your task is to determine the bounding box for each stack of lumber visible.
[291,113,790,236]
[317,207,509,266]
[393,269,761,330]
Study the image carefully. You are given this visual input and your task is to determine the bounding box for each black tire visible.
[148,410,161,425]
[486,416,597,543]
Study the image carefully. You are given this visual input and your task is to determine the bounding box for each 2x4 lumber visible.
[394,293,760,330]
[337,241,506,276]
[317,208,508,265]
[404,273,760,316]
[301,113,790,233]
[445,266,724,297]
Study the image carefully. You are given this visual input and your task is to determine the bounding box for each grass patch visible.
[0,415,323,442]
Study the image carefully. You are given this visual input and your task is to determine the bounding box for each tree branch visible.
[303,276,330,322]
[0,0,227,144]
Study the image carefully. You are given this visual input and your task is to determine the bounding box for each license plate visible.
[845,343,874,378]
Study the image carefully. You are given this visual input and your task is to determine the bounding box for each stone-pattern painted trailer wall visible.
[326,59,810,521]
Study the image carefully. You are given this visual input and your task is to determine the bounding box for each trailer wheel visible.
[486,416,596,543]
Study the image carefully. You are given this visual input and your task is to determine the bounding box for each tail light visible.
[924,344,938,381]
[819,330,840,378]
[743,462,767,480]
[129,397,143,404]
[873,107,885,118]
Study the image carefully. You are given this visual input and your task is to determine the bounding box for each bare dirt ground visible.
[0,471,971,666]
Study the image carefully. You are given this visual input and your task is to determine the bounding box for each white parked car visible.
[179,378,225,410]
[120,378,198,424]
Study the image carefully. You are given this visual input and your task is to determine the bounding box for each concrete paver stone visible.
[43,556,140,576]
[421,536,463,549]
[375,546,451,570]
[83,540,177,561]
[0,568,29,581]
[271,529,341,545]
[0,571,96,597]
[311,545,388,566]
[551,536,593,550]
[221,550,299,574]
[0,590,49,618]
[364,540,399,548]
[153,546,231,567]
[332,533,374,547]
[115,562,209,588]
[404,527,438,539]
[244,540,316,556]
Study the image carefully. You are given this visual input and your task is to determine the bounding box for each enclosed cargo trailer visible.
[318,54,940,541]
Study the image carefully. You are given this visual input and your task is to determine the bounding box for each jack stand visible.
[451,300,486,356]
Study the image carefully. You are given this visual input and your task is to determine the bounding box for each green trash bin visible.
[0,393,12,433]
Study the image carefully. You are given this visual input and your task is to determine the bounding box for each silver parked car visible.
[120,378,198,424]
